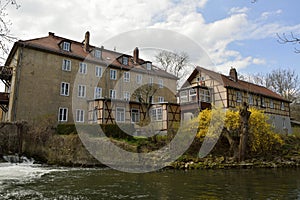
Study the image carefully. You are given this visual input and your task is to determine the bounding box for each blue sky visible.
[4,0,300,77]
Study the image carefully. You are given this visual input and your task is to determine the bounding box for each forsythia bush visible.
[194,108,284,154]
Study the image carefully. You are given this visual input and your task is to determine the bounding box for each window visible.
[124,91,130,101]
[281,102,285,110]
[76,109,84,123]
[189,89,197,102]
[79,62,87,74]
[149,77,153,86]
[95,66,103,77]
[94,87,102,99]
[110,69,117,80]
[124,72,130,82]
[116,107,125,122]
[92,107,98,122]
[62,42,70,51]
[180,91,188,103]
[60,82,70,96]
[78,85,86,98]
[158,96,164,103]
[199,89,211,103]
[151,107,163,121]
[158,79,164,88]
[136,74,142,84]
[248,94,253,105]
[110,89,116,99]
[58,107,68,122]
[94,49,102,59]
[62,59,71,71]
[122,57,129,65]
[261,97,266,107]
[236,91,242,103]
[146,62,152,70]
[131,109,140,123]
[270,100,274,109]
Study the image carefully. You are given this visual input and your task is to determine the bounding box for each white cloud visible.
[4,0,300,75]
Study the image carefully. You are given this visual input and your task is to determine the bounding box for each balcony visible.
[0,66,12,87]
[0,92,9,105]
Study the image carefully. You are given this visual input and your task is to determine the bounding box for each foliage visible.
[194,108,284,156]
[57,124,77,135]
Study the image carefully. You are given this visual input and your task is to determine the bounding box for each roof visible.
[5,32,178,80]
[183,66,289,102]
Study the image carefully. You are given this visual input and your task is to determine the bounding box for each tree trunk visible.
[238,102,251,162]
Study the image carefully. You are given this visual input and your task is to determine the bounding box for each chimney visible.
[229,67,238,82]
[84,31,90,52]
[48,32,55,36]
[133,47,139,64]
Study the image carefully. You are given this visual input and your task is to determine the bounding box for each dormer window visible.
[146,62,152,70]
[122,57,129,65]
[62,42,71,51]
[94,49,102,59]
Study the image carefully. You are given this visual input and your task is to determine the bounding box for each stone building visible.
[0,32,179,131]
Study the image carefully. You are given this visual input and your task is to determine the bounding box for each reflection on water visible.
[0,162,299,200]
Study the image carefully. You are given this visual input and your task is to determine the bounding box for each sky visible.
[4,0,300,77]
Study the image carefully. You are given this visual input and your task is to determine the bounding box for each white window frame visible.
[124,72,130,82]
[94,87,102,99]
[189,89,197,102]
[94,49,102,59]
[281,102,285,110]
[236,91,242,103]
[158,96,164,103]
[180,90,188,103]
[149,77,153,86]
[151,107,163,121]
[60,82,70,96]
[136,74,142,84]
[92,107,98,122]
[62,42,70,51]
[124,91,130,101]
[110,69,117,80]
[95,66,103,77]
[131,109,140,123]
[199,89,211,103]
[62,59,71,71]
[158,79,163,88]
[78,85,86,98]
[110,89,116,99]
[248,94,253,105]
[122,57,129,65]
[146,62,152,70]
[75,109,85,123]
[116,107,125,122]
[261,97,266,107]
[270,100,274,109]
[58,107,68,122]
[79,62,87,74]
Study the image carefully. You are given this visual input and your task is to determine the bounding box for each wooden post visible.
[238,102,251,162]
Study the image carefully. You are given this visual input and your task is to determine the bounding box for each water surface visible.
[0,162,299,199]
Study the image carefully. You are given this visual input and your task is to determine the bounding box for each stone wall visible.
[0,122,27,157]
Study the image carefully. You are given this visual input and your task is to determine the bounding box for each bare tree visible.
[277,33,300,53]
[0,0,20,60]
[155,50,189,81]
[241,68,300,101]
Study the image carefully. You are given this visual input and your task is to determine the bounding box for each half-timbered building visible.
[179,66,292,134]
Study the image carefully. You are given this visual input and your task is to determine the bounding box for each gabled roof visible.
[5,32,178,80]
[183,66,289,102]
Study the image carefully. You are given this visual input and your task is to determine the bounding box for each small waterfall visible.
[3,155,34,164]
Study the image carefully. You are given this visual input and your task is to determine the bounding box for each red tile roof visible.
[6,32,178,80]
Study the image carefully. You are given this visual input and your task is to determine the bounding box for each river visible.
[0,161,299,200]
